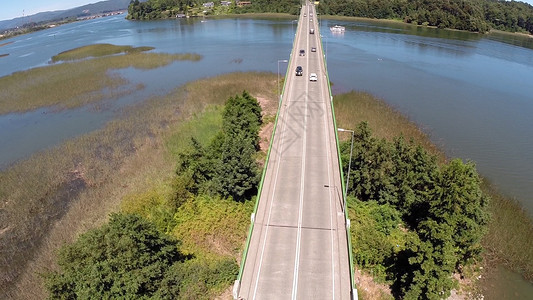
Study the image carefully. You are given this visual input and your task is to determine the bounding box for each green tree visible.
[428,159,489,266]
[177,91,262,202]
[45,213,186,299]
[216,91,262,200]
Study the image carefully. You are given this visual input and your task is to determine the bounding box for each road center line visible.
[291,5,310,298]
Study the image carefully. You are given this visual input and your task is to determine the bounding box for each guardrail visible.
[317,17,359,300]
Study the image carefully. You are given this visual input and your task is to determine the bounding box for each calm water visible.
[1,15,532,296]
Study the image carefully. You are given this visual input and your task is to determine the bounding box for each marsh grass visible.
[51,44,155,62]
[0,72,277,299]
[333,90,533,285]
[0,51,202,114]
[334,91,444,161]
[481,182,533,280]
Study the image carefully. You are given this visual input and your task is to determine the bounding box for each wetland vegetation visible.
[0,44,201,114]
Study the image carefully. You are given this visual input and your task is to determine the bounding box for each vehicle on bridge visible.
[299,49,305,56]
[309,73,317,81]
[310,28,314,34]
[296,66,303,76]
[311,47,316,52]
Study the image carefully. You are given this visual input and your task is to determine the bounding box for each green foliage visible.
[155,257,238,300]
[428,159,489,266]
[44,213,186,299]
[319,0,533,34]
[127,0,302,19]
[234,0,301,15]
[350,199,407,282]
[177,91,262,202]
[45,212,240,299]
[172,195,254,255]
[343,122,489,298]
[345,122,437,224]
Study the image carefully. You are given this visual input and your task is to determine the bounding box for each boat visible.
[330,25,345,33]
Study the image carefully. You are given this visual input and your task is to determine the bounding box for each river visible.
[0,14,532,298]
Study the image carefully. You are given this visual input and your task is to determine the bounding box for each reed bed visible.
[333,90,533,285]
[334,91,444,161]
[0,72,277,299]
[51,44,155,62]
[0,51,201,114]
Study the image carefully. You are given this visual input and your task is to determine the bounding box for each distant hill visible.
[0,0,132,31]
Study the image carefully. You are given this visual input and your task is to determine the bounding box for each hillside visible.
[0,0,132,31]
[318,0,533,34]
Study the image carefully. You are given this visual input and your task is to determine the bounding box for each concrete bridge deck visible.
[236,2,355,299]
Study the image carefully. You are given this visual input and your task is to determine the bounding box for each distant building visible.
[203,2,214,8]
[221,1,232,6]
[237,1,251,6]
[176,13,186,18]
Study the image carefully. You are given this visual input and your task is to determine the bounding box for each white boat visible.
[330,25,345,33]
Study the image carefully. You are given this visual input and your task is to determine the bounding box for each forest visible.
[318,0,533,33]
[127,0,533,34]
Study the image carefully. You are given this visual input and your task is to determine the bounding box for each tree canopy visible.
[45,213,238,299]
[318,0,533,34]
[177,91,262,202]
[45,213,185,299]
[343,122,489,298]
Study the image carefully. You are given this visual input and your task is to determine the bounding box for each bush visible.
[343,122,489,298]
[44,213,186,299]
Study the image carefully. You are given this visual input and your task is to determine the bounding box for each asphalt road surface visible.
[237,2,352,299]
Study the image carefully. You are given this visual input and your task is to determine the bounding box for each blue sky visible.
[2,0,533,21]
[1,0,99,21]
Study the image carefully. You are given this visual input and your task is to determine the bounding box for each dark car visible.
[296,66,303,76]
[299,49,305,56]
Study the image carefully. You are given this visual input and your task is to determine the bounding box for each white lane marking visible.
[251,8,303,300]
[291,5,310,299]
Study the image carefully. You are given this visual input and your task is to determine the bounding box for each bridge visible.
[234,2,357,299]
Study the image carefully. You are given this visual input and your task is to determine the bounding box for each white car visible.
[309,73,318,81]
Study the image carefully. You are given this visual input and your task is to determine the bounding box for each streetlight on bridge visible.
[320,34,328,63]
[337,127,354,213]
[277,59,289,102]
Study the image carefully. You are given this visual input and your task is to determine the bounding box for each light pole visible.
[338,128,354,213]
[291,19,298,37]
[277,59,288,102]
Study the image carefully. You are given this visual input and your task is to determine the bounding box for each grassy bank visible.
[0,44,201,114]
[0,71,277,299]
[333,91,533,294]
